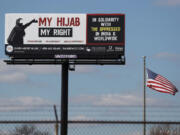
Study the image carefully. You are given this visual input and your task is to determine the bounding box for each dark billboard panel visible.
[5,13,125,61]
[87,14,125,45]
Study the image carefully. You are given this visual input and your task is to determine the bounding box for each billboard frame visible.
[5,13,125,63]
[4,58,125,65]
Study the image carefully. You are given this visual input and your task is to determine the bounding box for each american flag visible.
[146,69,178,95]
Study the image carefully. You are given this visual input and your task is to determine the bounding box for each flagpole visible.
[143,56,146,135]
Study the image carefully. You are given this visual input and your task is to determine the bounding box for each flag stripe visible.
[147,85,174,94]
[147,80,175,92]
[156,75,172,83]
[147,81,176,93]
[148,84,174,92]
[147,79,174,89]
[147,84,175,93]
[156,75,172,85]
[156,78,172,86]
[146,69,178,95]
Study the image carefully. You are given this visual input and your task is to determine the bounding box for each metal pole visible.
[61,62,69,135]
[54,105,59,122]
[143,56,146,135]
[53,105,59,135]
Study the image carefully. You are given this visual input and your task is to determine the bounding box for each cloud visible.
[14,96,51,106]
[0,60,61,74]
[0,60,97,83]
[70,93,159,106]
[70,93,175,107]
[153,52,180,61]
[70,115,90,120]
[0,60,27,82]
[155,0,180,6]
[1,60,97,74]
[94,94,157,106]
[94,94,142,106]
[0,72,27,83]
[70,95,99,105]
[0,96,52,112]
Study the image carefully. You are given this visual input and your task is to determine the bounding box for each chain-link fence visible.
[0,105,180,135]
[0,121,180,135]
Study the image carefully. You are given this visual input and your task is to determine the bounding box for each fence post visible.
[54,105,59,135]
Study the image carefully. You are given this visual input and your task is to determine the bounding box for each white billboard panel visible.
[5,13,86,45]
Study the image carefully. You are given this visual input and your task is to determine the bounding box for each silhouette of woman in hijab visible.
[7,18,38,45]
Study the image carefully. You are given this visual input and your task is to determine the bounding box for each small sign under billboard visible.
[5,13,125,62]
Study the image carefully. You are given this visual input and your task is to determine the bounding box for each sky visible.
[0,0,180,121]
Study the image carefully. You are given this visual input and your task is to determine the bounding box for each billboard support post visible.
[61,62,69,135]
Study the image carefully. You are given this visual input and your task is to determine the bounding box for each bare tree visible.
[12,125,51,135]
[149,124,180,135]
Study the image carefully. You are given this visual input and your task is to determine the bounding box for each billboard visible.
[5,13,125,61]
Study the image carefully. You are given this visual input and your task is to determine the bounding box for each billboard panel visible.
[5,13,125,61]
[87,14,125,45]
[5,14,86,45]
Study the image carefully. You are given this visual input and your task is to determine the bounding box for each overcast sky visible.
[0,0,180,121]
